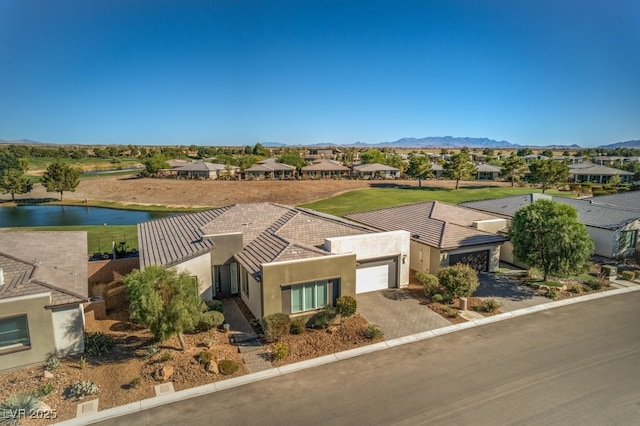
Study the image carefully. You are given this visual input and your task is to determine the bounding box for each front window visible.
[620,230,638,251]
[0,315,30,352]
[291,281,328,313]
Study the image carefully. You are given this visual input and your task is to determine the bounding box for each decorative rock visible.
[44,370,54,380]
[153,365,174,381]
[326,326,338,334]
[206,361,219,374]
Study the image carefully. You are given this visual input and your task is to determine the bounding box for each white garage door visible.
[356,264,390,293]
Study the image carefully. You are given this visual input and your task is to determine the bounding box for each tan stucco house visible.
[0,231,88,372]
[137,203,410,320]
[346,202,508,274]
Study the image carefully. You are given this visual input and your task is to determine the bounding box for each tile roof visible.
[138,203,375,275]
[352,163,400,172]
[461,194,640,230]
[345,202,506,250]
[0,231,88,306]
[568,162,633,175]
[301,161,350,172]
[175,160,239,172]
[244,162,296,172]
[476,163,501,172]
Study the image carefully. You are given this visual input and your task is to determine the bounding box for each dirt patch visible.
[5,176,512,208]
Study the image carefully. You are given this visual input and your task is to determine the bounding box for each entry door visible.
[213,263,240,297]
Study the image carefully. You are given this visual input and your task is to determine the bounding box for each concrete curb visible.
[57,285,640,425]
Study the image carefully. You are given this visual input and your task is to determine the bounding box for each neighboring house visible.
[137,203,409,320]
[0,231,88,372]
[305,147,340,161]
[461,193,640,259]
[476,163,501,180]
[243,159,297,180]
[587,190,640,210]
[345,202,508,274]
[351,163,400,179]
[431,163,444,179]
[568,162,634,184]
[301,160,351,179]
[172,160,240,179]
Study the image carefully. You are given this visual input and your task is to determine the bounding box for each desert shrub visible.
[544,280,563,287]
[363,324,384,340]
[85,333,115,358]
[159,351,173,362]
[442,305,459,318]
[205,299,224,313]
[196,311,225,331]
[197,351,214,365]
[262,313,291,342]
[45,355,60,371]
[129,377,141,389]
[432,293,444,303]
[437,264,479,298]
[289,319,306,335]
[79,356,87,369]
[309,307,337,329]
[635,270,640,280]
[0,393,40,422]
[145,345,160,358]
[580,274,600,288]
[37,383,54,396]
[66,380,99,400]
[336,296,357,318]
[479,298,501,313]
[547,288,559,299]
[569,284,584,294]
[218,360,239,375]
[416,272,440,296]
[621,270,635,281]
[273,342,289,360]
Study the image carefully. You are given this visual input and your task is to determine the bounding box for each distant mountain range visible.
[595,140,640,149]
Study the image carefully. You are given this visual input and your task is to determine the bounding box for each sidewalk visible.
[221,299,272,373]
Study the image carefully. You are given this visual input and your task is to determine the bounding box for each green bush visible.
[197,350,214,365]
[309,307,337,329]
[273,342,289,360]
[442,305,459,318]
[85,333,115,358]
[547,288,559,299]
[145,345,160,358]
[45,355,60,371]
[479,298,501,313]
[218,360,239,375]
[205,299,224,313]
[159,351,173,362]
[636,271,640,280]
[431,293,444,303]
[37,383,54,396]
[262,313,291,342]
[129,377,141,389]
[197,311,225,331]
[416,272,440,297]
[336,296,357,318]
[569,284,584,294]
[621,270,636,281]
[363,324,384,340]
[0,393,40,421]
[289,319,306,335]
[437,264,479,298]
[66,380,99,400]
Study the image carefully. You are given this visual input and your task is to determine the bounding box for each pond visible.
[0,205,178,227]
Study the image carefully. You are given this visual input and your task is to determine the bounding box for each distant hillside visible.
[596,140,640,149]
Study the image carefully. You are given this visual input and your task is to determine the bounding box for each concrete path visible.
[356,289,450,339]
[221,299,272,373]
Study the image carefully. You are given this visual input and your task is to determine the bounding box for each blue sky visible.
[0,0,638,147]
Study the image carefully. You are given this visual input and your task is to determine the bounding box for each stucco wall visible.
[88,258,140,285]
[0,294,56,372]
[240,270,263,320]
[325,231,410,287]
[51,305,85,356]
[499,240,529,268]
[207,233,243,265]
[173,253,213,300]
[473,218,507,233]
[260,254,356,318]
[588,227,615,257]
[409,240,431,272]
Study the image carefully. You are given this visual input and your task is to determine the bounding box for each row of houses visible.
[2,191,639,372]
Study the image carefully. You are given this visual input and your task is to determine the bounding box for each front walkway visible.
[221,299,272,373]
[357,289,450,339]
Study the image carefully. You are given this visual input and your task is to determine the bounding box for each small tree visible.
[142,154,169,176]
[0,168,33,201]
[406,153,433,187]
[124,266,206,351]
[41,161,81,201]
[500,153,528,187]
[509,199,594,282]
[528,159,569,193]
[437,264,479,298]
[443,149,476,189]
[336,296,357,318]
[360,149,385,164]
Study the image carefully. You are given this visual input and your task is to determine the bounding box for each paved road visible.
[96,292,640,426]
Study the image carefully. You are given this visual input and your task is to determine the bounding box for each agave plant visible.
[0,393,40,426]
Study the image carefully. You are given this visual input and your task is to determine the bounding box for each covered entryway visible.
[449,250,489,272]
[213,262,239,297]
[356,257,398,293]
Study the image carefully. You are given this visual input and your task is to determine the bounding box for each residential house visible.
[431,163,444,179]
[568,162,634,184]
[172,160,240,180]
[243,159,297,180]
[137,203,409,320]
[346,202,507,274]
[0,232,88,372]
[304,147,341,161]
[351,163,400,179]
[461,193,640,260]
[476,163,501,180]
[301,160,351,179]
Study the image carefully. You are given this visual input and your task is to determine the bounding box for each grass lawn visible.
[7,225,138,255]
[299,186,570,216]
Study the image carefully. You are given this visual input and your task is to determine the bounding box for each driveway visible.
[475,272,548,312]
[357,289,450,339]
